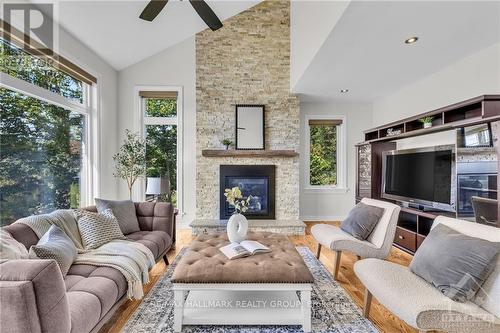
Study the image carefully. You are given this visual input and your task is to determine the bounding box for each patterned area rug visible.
[122,247,379,333]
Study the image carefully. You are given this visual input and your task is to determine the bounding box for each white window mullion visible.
[0,72,90,115]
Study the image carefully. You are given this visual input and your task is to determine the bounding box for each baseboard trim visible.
[300,216,345,222]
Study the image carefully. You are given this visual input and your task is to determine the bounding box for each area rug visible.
[122,247,379,333]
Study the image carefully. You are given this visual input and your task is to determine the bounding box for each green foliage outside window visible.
[0,39,84,226]
[145,99,177,206]
[309,124,337,186]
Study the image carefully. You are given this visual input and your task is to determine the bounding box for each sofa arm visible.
[0,259,70,333]
[135,202,175,242]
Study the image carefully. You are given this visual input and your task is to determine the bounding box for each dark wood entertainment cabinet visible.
[356,95,500,254]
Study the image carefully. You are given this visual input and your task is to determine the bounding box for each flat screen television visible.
[382,145,456,212]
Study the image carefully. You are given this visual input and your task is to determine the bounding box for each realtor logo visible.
[2,2,55,55]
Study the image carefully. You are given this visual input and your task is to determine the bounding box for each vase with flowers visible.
[224,186,252,243]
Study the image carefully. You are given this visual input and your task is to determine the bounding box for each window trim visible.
[133,85,184,214]
[304,114,347,193]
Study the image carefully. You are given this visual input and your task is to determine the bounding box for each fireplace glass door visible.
[225,177,269,217]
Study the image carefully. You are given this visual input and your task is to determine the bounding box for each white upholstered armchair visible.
[354,216,500,333]
[311,198,401,280]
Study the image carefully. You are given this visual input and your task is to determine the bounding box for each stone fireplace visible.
[195,1,299,221]
[220,165,276,219]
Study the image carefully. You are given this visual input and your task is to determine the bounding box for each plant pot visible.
[227,213,248,243]
[225,145,230,150]
[423,122,432,128]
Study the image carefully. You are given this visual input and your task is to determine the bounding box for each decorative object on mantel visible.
[419,116,434,128]
[235,104,265,150]
[220,138,233,150]
[224,186,251,243]
[386,128,402,136]
[202,149,298,157]
[113,130,146,199]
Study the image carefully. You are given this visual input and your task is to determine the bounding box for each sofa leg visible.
[163,254,169,265]
[316,244,322,259]
[363,288,372,318]
[333,251,341,280]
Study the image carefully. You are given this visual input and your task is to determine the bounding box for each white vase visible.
[423,122,432,128]
[227,213,248,243]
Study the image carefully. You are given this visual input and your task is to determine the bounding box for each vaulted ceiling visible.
[293,1,500,102]
[44,1,260,70]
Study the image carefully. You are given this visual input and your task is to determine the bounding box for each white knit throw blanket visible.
[17,210,155,299]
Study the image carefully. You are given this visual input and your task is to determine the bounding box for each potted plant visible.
[224,186,252,243]
[113,130,146,199]
[221,138,233,150]
[419,116,434,129]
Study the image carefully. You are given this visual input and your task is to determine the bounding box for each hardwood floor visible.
[100,222,417,333]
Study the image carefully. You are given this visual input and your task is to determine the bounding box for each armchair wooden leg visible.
[333,250,341,280]
[357,255,361,260]
[316,244,322,259]
[163,254,169,265]
[363,288,372,318]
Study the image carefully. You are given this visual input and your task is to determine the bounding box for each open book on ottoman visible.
[220,240,271,259]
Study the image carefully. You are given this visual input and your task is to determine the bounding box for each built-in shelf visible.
[361,95,500,143]
[202,149,299,158]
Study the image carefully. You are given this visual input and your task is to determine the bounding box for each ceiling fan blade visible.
[189,0,223,31]
[140,0,169,22]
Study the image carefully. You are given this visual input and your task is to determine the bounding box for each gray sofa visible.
[0,202,175,333]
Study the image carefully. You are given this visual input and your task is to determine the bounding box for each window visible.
[0,38,95,226]
[305,116,346,191]
[138,90,181,209]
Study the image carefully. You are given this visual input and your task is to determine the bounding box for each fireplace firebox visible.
[220,165,275,220]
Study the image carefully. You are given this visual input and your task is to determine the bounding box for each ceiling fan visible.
[139,0,223,31]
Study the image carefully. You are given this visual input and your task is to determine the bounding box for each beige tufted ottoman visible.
[171,232,314,332]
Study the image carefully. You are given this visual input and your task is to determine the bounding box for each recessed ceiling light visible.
[340,89,349,93]
[405,36,419,44]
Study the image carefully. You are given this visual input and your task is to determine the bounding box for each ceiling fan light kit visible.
[140,0,223,31]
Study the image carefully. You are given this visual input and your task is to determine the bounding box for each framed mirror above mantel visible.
[235,104,265,150]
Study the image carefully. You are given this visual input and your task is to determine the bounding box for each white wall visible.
[300,101,372,220]
[290,0,350,91]
[117,37,196,224]
[372,42,500,126]
[56,26,119,201]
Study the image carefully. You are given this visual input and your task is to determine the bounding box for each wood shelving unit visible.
[362,95,500,143]
[356,94,500,254]
[202,149,299,158]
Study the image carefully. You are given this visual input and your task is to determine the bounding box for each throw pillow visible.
[0,229,29,259]
[340,202,385,240]
[410,223,499,302]
[29,225,77,276]
[94,198,140,234]
[75,209,126,250]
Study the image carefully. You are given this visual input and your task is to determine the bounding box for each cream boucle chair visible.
[355,216,500,333]
[311,198,401,280]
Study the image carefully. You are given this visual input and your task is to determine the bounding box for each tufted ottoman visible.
[171,232,314,332]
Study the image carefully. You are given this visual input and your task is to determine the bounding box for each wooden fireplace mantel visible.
[202,149,299,157]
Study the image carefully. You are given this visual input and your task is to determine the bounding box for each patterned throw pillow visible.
[29,225,77,276]
[75,209,126,250]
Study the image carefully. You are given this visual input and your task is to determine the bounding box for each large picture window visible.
[0,38,94,226]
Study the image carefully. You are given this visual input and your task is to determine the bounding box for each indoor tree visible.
[113,130,147,199]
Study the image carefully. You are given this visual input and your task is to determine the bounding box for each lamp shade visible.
[146,177,170,195]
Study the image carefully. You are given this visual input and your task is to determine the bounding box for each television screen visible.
[384,150,452,204]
